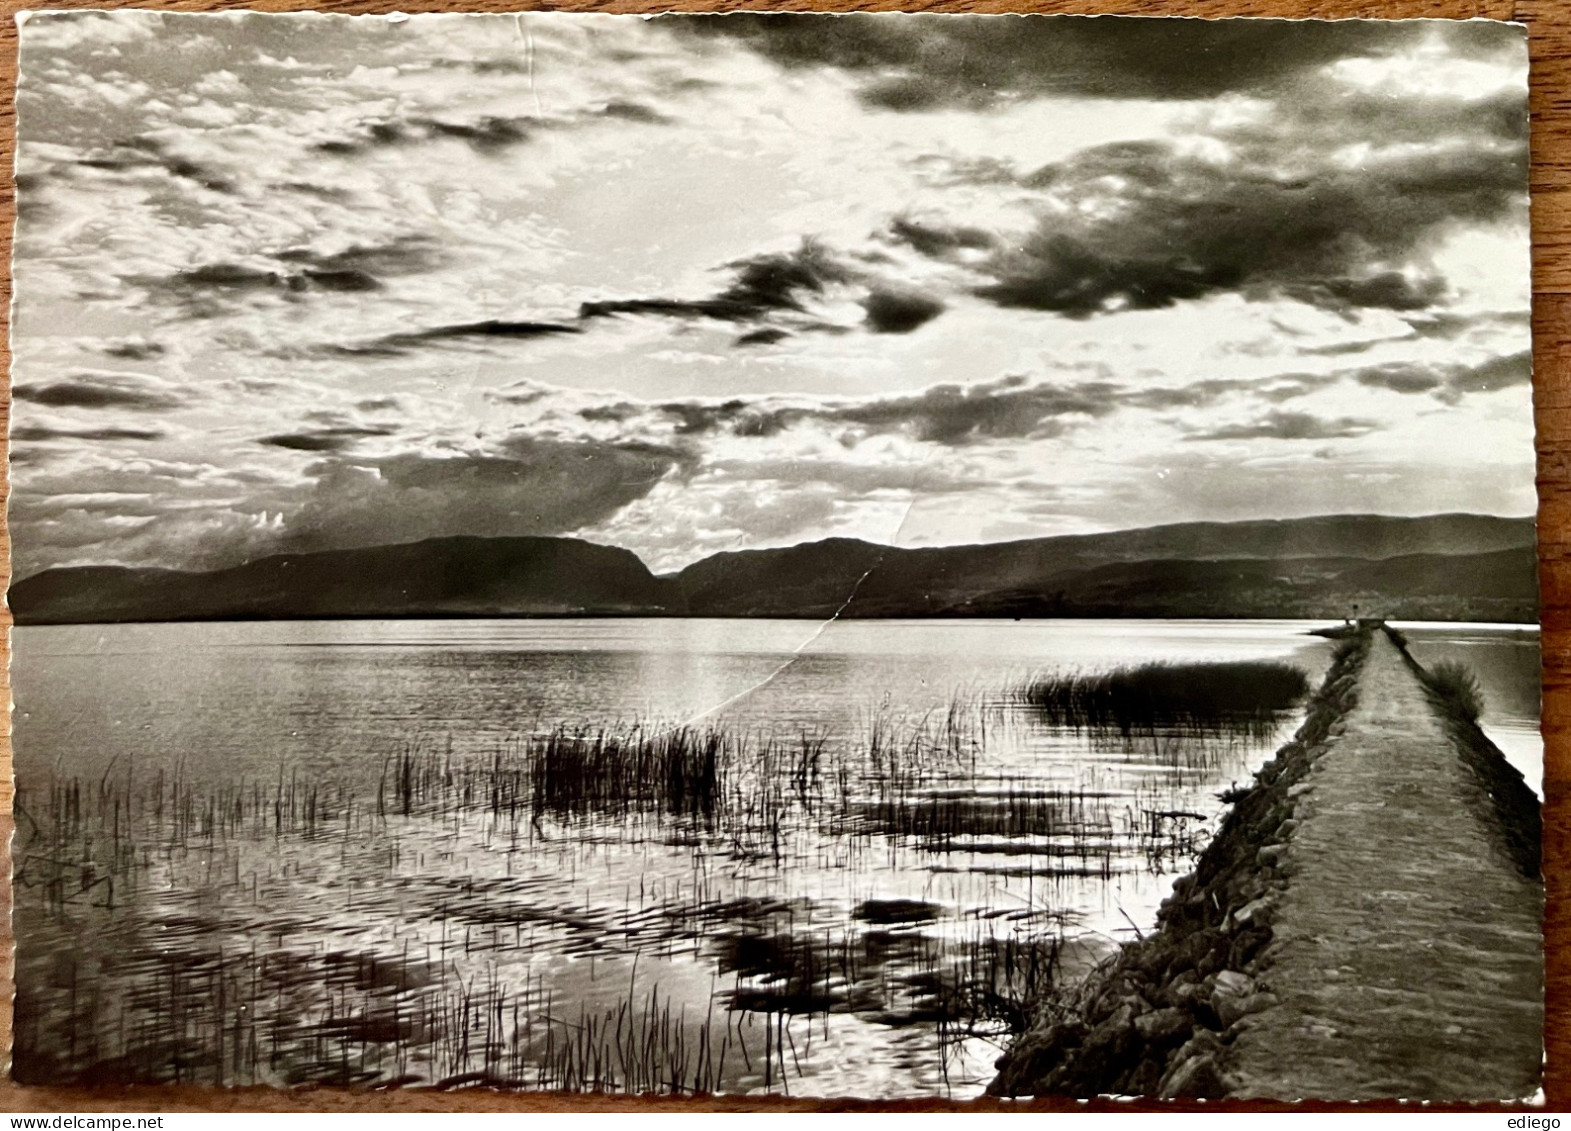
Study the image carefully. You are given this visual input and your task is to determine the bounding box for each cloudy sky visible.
[11,11,1534,578]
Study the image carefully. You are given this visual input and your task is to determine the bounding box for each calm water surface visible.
[12,618,1540,1097]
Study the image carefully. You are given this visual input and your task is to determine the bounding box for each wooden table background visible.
[0,0,1562,1113]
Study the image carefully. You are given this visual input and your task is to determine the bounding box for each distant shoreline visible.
[10,512,1540,627]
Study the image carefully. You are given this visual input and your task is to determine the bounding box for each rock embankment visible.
[989,625,1543,1101]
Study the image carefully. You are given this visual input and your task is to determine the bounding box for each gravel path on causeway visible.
[1226,632,1543,1101]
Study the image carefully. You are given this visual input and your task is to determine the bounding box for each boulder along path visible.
[1224,630,1542,1101]
[988,626,1542,1101]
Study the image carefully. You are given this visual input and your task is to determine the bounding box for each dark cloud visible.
[1292,311,1530,359]
[669,14,1515,111]
[1094,354,1519,419]
[259,426,395,453]
[645,375,1115,447]
[13,373,186,411]
[280,440,684,554]
[662,399,749,436]
[861,287,945,333]
[140,237,445,311]
[600,100,671,125]
[161,263,282,291]
[1349,350,1530,402]
[1353,364,1444,395]
[884,217,997,259]
[1123,371,1340,411]
[388,320,582,344]
[301,269,380,293]
[312,100,667,159]
[952,137,1525,317]
[139,262,374,303]
[1446,348,1532,396]
[417,116,532,151]
[579,403,643,424]
[276,181,354,201]
[1189,410,1380,442]
[582,239,854,326]
[13,425,164,442]
[101,339,165,360]
[1282,272,1448,314]
[315,115,534,156]
[14,436,683,574]
[1125,379,1246,411]
[275,237,444,278]
[1297,337,1395,358]
[735,327,791,347]
[973,230,1236,317]
[636,398,763,437]
[483,382,554,407]
[1405,309,1531,340]
[578,297,741,322]
[76,137,234,192]
[579,239,952,340]
[7,451,300,575]
[332,319,583,358]
[471,57,533,76]
[1226,83,1530,157]
[870,40,1527,322]
[833,376,1113,444]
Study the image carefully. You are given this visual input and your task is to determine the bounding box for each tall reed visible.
[1018,661,1310,741]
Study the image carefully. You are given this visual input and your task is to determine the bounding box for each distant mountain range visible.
[8,513,1540,625]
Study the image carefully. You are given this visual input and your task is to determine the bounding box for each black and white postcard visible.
[8,11,1542,1101]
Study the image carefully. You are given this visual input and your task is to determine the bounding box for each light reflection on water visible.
[11,618,1539,1096]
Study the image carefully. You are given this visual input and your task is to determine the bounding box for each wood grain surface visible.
[0,0,1562,1113]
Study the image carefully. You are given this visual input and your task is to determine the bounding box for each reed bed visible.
[15,672,1299,1095]
[1018,661,1310,742]
[18,705,1003,900]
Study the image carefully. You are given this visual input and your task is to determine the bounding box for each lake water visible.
[10,618,1541,1097]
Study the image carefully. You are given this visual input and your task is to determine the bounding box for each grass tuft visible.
[1423,659,1485,724]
